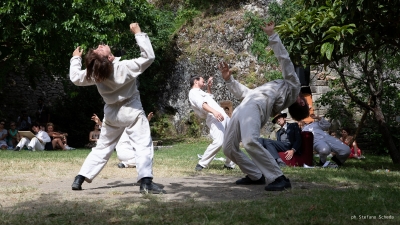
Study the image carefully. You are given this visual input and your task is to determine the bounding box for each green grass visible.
[0,137,400,224]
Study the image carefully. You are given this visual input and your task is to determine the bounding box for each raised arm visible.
[262,21,300,88]
[218,62,250,100]
[69,46,96,86]
[117,23,155,78]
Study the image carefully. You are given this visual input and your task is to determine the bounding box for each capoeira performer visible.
[14,122,51,151]
[91,112,154,169]
[189,76,236,171]
[303,114,350,167]
[218,21,309,191]
[69,23,164,194]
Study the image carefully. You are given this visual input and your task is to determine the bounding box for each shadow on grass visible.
[1,176,399,225]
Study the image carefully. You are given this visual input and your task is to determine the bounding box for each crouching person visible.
[14,122,51,151]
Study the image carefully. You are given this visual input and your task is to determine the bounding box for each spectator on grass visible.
[7,121,19,148]
[14,122,51,151]
[46,122,74,150]
[85,123,101,148]
[258,112,302,168]
[340,128,364,159]
[0,120,8,150]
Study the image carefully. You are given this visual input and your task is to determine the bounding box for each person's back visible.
[69,23,164,194]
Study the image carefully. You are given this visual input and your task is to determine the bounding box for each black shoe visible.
[331,156,343,166]
[71,175,85,190]
[195,164,204,171]
[265,175,291,191]
[236,175,266,185]
[139,177,166,194]
[13,146,20,151]
[117,163,126,168]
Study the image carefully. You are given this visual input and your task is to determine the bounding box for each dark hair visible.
[190,75,202,87]
[85,49,113,83]
[342,127,352,134]
[31,122,41,129]
[288,97,310,122]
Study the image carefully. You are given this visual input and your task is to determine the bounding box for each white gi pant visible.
[116,131,136,168]
[314,135,350,164]
[17,137,45,151]
[78,96,153,182]
[223,103,283,183]
[198,113,234,168]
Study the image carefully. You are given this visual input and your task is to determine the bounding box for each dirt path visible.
[1,175,315,210]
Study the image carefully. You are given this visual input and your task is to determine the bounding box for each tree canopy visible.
[0,0,169,89]
[275,0,400,66]
[273,0,400,163]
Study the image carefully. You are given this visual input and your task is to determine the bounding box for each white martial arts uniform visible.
[116,131,136,168]
[189,88,234,168]
[17,130,51,151]
[223,33,300,183]
[70,33,155,182]
[302,117,350,164]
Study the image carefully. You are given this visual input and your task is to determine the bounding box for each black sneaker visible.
[117,163,126,168]
[331,156,343,166]
[71,175,85,190]
[195,164,204,171]
[140,177,166,194]
[13,146,20,151]
[236,175,266,185]
[265,175,291,191]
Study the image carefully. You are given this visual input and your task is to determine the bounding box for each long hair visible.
[84,49,113,83]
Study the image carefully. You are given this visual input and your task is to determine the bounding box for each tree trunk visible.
[373,107,400,164]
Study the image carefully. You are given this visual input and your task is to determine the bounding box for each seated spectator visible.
[85,123,101,148]
[7,121,19,148]
[46,122,73,150]
[340,128,364,159]
[302,115,350,167]
[17,110,32,131]
[14,122,51,151]
[258,112,302,167]
[0,120,8,150]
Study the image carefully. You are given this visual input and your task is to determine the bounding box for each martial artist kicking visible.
[218,21,309,191]
[69,23,164,194]
[189,76,235,171]
[302,114,350,167]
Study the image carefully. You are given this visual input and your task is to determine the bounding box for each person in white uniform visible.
[302,114,350,166]
[218,21,309,191]
[14,122,51,151]
[91,112,153,168]
[189,76,235,171]
[69,23,164,194]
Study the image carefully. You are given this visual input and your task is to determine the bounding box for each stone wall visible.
[0,72,67,123]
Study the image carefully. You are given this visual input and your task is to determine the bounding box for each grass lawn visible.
[0,137,399,225]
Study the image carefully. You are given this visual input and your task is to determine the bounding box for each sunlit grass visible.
[0,137,399,224]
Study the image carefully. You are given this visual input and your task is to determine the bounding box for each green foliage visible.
[244,1,302,82]
[150,114,175,139]
[186,111,201,138]
[276,0,400,66]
